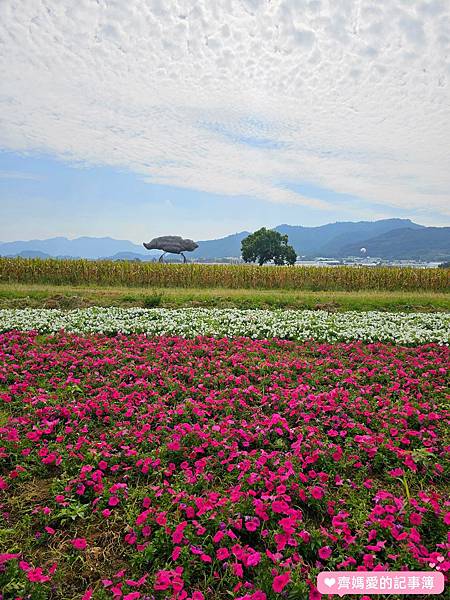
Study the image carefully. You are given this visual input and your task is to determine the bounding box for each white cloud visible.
[0,0,449,216]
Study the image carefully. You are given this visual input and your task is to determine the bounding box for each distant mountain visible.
[191,219,424,259]
[1,219,447,261]
[274,219,424,257]
[191,231,251,259]
[340,227,450,261]
[0,236,147,259]
[13,250,52,259]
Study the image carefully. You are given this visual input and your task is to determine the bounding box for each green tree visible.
[241,228,297,266]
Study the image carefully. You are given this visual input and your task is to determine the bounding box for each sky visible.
[0,0,449,243]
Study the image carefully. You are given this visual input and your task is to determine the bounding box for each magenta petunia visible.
[71,538,87,550]
[318,546,332,560]
[0,553,20,564]
[200,554,212,563]
[410,512,422,525]
[26,567,50,583]
[272,572,291,593]
[310,486,324,499]
[217,548,230,560]
[247,551,261,567]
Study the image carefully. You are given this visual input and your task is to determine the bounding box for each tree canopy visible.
[241,228,297,266]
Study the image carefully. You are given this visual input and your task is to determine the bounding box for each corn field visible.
[0,257,448,292]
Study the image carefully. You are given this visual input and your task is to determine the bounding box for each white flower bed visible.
[0,307,448,344]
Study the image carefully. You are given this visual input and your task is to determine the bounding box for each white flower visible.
[0,308,448,345]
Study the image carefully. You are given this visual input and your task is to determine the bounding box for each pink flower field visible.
[0,331,449,599]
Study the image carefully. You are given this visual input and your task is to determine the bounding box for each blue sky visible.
[0,1,449,242]
[0,150,435,243]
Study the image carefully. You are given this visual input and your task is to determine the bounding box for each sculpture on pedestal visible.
[143,236,198,263]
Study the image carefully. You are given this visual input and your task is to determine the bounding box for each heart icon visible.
[324,578,336,588]
[437,556,444,563]
[429,563,436,568]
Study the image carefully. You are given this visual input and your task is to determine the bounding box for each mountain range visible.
[0,219,449,261]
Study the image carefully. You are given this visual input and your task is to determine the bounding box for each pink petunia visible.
[247,551,261,567]
[410,512,422,525]
[0,553,20,564]
[217,547,229,560]
[298,530,311,543]
[27,567,50,583]
[114,569,126,578]
[172,521,188,543]
[272,500,289,513]
[126,574,148,587]
[213,530,225,543]
[310,486,324,500]
[318,546,332,560]
[389,468,404,477]
[200,554,212,563]
[245,517,260,532]
[71,538,87,550]
[272,572,291,593]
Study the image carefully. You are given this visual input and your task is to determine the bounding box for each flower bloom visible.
[410,513,422,525]
[272,572,291,593]
[318,546,332,560]
[71,538,87,550]
[247,551,261,567]
[310,486,324,499]
[217,548,230,560]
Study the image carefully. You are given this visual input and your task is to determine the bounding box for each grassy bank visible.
[1,257,448,291]
[1,283,449,312]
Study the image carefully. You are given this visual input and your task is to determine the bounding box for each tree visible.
[241,228,297,266]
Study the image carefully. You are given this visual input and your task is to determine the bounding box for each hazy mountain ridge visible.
[339,227,450,261]
[0,219,448,261]
[0,236,147,259]
[275,219,424,257]
[191,231,251,259]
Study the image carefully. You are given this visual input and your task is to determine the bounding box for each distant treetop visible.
[241,228,297,266]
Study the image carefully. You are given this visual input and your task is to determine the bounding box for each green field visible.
[1,283,449,312]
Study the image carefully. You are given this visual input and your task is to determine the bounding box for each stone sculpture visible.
[143,236,199,263]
